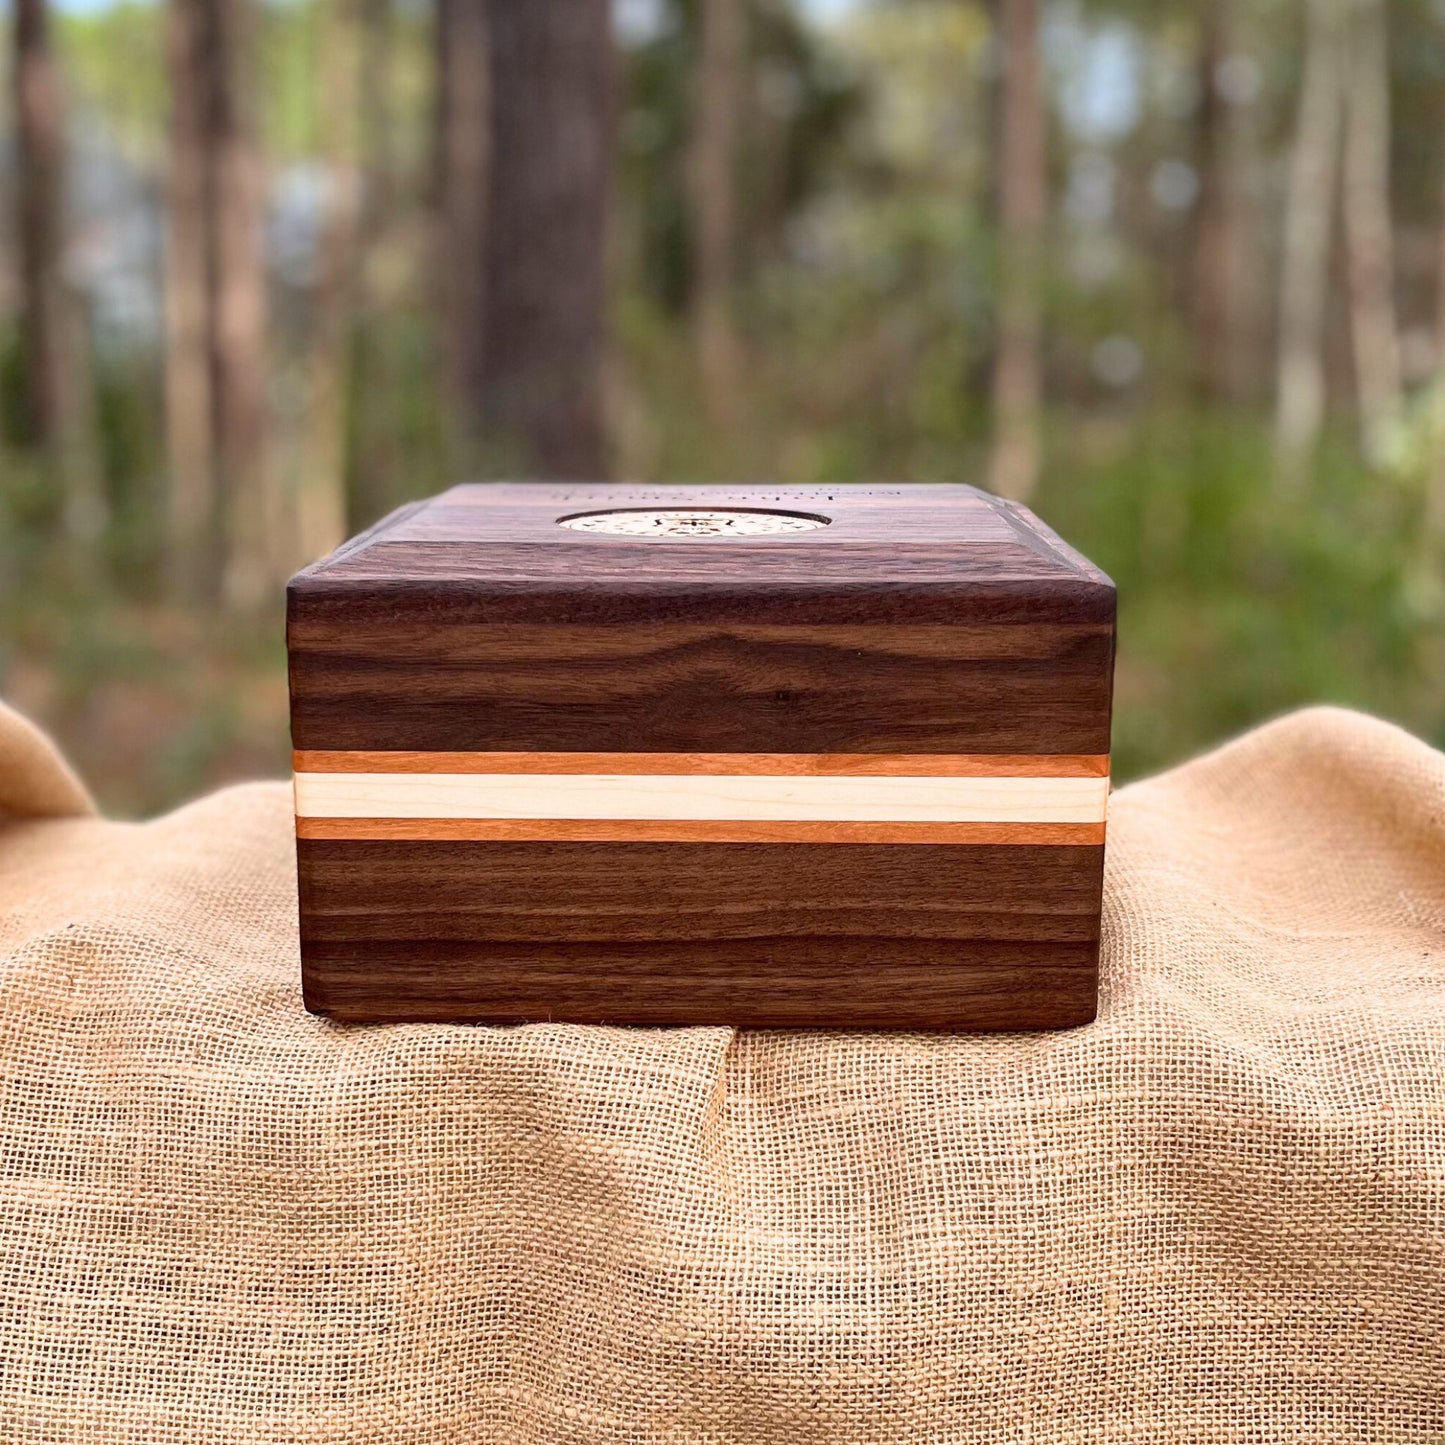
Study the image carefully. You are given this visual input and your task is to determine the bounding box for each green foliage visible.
[58,2,164,155]
[1039,415,1441,778]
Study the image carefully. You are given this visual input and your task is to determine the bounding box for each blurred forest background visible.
[2,0,1444,814]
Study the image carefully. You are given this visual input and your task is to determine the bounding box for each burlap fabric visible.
[1,699,1442,1442]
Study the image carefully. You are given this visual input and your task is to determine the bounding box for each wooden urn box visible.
[288,483,1115,1030]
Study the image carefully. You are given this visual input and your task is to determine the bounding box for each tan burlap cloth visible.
[1,700,1442,1442]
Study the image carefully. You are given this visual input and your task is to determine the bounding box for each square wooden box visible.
[288,483,1115,1029]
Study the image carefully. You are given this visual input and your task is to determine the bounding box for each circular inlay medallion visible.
[557,508,829,539]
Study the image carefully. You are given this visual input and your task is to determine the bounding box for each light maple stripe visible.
[292,750,1111,779]
[292,770,1109,824]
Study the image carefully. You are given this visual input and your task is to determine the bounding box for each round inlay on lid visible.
[557,508,829,539]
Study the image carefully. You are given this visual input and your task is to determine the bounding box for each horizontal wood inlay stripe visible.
[293,750,1112,779]
[295,818,1108,845]
[292,771,1110,824]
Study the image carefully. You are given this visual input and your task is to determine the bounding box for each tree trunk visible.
[690,0,744,427]
[434,0,489,428]
[478,0,613,478]
[12,0,101,541]
[987,0,1046,504]
[347,0,398,530]
[1276,0,1345,477]
[297,0,363,564]
[164,0,219,601]
[164,0,271,606]
[1191,1,1251,405]
[209,0,270,608]
[1422,142,1445,546]
[1341,0,1400,457]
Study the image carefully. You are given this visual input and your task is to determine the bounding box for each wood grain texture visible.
[298,839,1103,1028]
[287,484,1115,756]
[288,483,1116,1029]
[287,617,1114,755]
[293,749,1113,777]
[302,939,1099,1029]
[294,818,1108,844]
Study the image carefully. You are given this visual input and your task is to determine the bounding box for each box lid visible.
[293,482,1111,597]
[288,483,1115,755]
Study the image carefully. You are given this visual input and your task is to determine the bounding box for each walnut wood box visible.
[288,483,1115,1029]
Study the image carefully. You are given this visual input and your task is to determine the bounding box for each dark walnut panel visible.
[298,840,1102,1029]
[289,614,1114,754]
[297,839,1105,944]
[302,939,1099,1030]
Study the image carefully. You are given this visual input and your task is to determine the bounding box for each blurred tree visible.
[1342,0,1401,456]
[690,0,745,424]
[164,0,271,606]
[1190,1,1252,403]
[297,0,362,562]
[474,0,613,477]
[11,0,65,451]
[987,0,1045,502]
[163,0,214,599]
[1276,0,1345,478]
[346,0,403,530]
[11,0,100,543]
[434,0,488,428]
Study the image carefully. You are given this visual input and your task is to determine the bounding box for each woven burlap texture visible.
[1,701,1442,1443]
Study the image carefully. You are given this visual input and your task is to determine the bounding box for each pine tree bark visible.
[298,0,363,563]
[1423,124,1445,544]
[690,0,744,427]
[1276,0,1345,476]
[348,0,398,529]
[163,0,218,600]
[987,0,1046,503]
[1341,0,1400,456]
[1191,2,1251,405]
[164,0,271,606]
[209,0,270,607]
[434,0,489,426]
[12,0,100,540]
[478,0,613,478]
